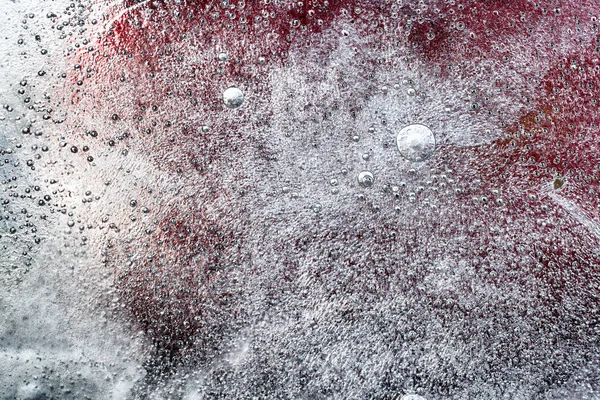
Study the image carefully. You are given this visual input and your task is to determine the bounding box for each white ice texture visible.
[1,0,600,399]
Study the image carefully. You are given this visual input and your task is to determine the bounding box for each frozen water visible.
[2,0,600,399]
[396,124,436,162]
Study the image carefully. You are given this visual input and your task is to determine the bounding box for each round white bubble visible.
[401,395,427,400]
[396,124,436,162]
[357,171,375,187]
[223,87,244,109]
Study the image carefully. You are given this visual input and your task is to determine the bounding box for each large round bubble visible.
[396,124,436,162]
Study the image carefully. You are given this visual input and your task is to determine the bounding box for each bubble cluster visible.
[3,0,600,398]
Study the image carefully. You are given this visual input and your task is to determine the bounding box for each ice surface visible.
[1,0,600,399]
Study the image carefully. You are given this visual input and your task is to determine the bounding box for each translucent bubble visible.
[396,124,436,162]
[218,52,228,61]
[357,170,374,187]
[223,87,244,109]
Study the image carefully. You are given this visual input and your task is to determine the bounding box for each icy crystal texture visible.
[1,0,600,399]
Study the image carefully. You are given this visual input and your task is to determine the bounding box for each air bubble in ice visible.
[357,171,374,187]
[223,87,244,109]
[218,52,228,61]
[401,395,427,400]
[553,177,565,190]
[396,124,436,162]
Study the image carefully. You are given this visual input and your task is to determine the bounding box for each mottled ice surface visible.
[1,0,600,399]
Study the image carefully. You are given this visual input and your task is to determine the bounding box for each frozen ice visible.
[2,0,600,399]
